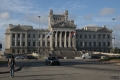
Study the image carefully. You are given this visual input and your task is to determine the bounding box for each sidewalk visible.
[0,61,26,74]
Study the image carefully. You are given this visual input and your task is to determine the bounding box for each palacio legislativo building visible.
[5,10,113,54]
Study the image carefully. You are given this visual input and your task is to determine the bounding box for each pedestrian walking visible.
[8,54,15,78]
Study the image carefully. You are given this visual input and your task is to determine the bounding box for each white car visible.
[81,53,91,59]
[15,56,25,59]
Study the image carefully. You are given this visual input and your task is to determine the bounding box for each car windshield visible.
[48,57,57,60]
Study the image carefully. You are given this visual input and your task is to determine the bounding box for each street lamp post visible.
[112,38,115,53]
[38,16,40,54]
[112,18,115,54]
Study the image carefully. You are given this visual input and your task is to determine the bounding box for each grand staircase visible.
[54,47,75,51]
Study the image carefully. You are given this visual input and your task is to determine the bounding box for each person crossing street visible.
[8,54,16,78]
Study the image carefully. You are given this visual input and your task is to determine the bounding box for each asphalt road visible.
[0,59,120,80]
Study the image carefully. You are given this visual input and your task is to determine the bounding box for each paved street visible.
[0,59,120,80]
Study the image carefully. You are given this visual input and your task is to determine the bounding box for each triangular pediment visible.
[97,28,112,32]
[52,21,75,28]
[10,26,25,31]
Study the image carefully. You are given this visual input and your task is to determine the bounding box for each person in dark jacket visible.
[8,54,15,78]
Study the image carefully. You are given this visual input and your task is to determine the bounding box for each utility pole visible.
[38,16,40,54]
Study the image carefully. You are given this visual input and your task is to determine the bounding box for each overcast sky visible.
[0,0,120,52]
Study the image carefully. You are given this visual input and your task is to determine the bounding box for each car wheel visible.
[58,63,60,66]
[46,63,48,66]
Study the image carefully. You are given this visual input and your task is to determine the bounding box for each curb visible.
[0,63,26,74]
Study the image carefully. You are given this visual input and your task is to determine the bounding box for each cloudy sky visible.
[0,0,120,51]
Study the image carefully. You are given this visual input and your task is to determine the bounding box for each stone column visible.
[25,33,28,47]
[68,31,71,47]
[55,31,58,47]
[15,33,17,46]
[50,31,53,50]
[64,31,67,47]
[72,35,74,47]
[10,33,12,47]
[45,34,47,47]
[40,34,42,47]
[20,33,22,46]
[59,31,62,47]
[35,33,38,47]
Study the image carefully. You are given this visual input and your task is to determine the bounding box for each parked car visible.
[91,55,101,59]
[57,56,64,59]
[81,53,91,59]
[46,56,60,66]
[15,56,26,59]
[26,56,38,60]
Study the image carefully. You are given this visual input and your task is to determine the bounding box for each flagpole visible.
[38,16,40,54]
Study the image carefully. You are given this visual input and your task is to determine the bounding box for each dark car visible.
[46,56,60,66]
[91,55,101,59]
[57,56,64,59]
[26,56,38,60]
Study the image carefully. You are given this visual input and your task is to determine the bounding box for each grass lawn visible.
[100,57,120,62]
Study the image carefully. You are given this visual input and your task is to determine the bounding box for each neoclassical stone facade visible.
[5,10,113,54]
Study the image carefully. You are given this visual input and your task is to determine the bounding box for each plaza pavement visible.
[0,60,26,74]
[0,58,120,74]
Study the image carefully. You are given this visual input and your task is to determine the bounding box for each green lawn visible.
[100,57,120,62]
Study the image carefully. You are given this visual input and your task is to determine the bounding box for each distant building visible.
[5,10,113,54]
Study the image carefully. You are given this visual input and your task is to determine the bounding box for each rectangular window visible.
[85,42,87,47]
[43,34,45,38]
[103,42,105,46]
[43,42,45,46]
[89,42,91,47]
[33,42,35,46]
[85,35,87,38]
[12,34,15,38]
[38,42,40,46]
[33,34,35,38]
[17,34,20,38]
[98,34,101,39]
[76,34,78,39]
[89,35,91,38]
[99,42,101,46]
[17,41,20,46]
[23,50,25,53]
[28,42,30,46]
[22,42,25,46]
[108,42,110,46]
[93,35,96,38]
[28,34,30,38]
[107,34,110,38]
[22,34,25,38]
[94,42,96,47]
[12,42,15,46]
[103,34,105,38]
[80,35,82,38]
[80,42,82,46]
[76,41,78,47]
